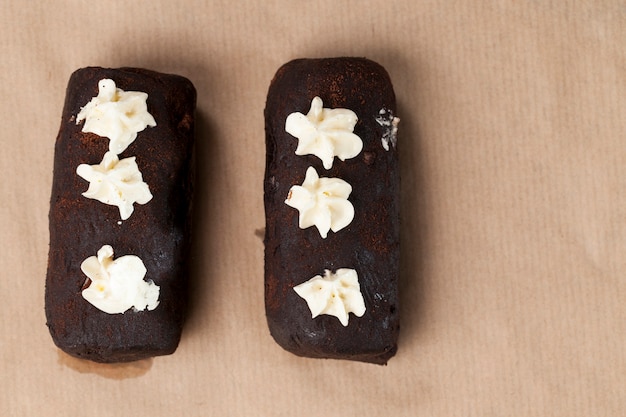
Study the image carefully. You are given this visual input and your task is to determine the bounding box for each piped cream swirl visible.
[81,245,160,314]
[285,96,363,170]
[76,151,152,220]
[285,166,354,238]
[76,79,156,154]
[293,268,365,326]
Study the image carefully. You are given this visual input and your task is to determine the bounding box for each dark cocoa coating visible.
[45,67,196,363]
[264,58,400,364]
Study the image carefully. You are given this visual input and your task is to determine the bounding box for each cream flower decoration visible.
[76,78,156,154]
[285,96,363,169]
[81,245,160,314]
[293,268,366,326]
[285,166,354,238]
[76,151,153,220]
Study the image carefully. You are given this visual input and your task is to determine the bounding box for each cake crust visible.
[45,67,196,363]
[264,58,400,364]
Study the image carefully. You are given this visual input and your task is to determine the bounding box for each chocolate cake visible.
[46,67,196,362]
[264,58,400,364]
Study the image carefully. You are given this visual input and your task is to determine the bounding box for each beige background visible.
[2,0,625,415]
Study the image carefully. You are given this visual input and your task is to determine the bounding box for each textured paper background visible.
[1,1,625,416]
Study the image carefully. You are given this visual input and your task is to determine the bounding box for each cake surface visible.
[264,57,400,364]
[45,67,196,363]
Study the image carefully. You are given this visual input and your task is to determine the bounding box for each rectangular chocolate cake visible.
[46,67,196,362]
[264,57,400,364]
